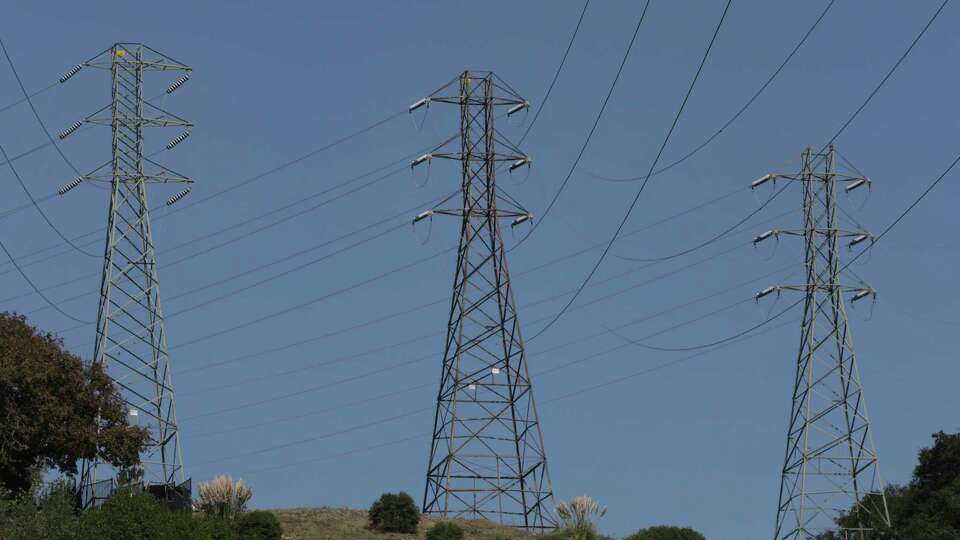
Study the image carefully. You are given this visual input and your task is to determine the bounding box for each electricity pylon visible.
[57,43,193,507]
[408,71,555,530]
[753,145,890,539]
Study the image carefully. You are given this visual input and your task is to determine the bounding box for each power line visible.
[190,406,432,467]
[189,279,797,473]
[168,185,790,381]
[0,82,56,115]
[0,235,88,323]
[541,317,797,404]
[0,38,83,176]
[604,298,797,352]
[182,260,792,440]
[232,434,426,477]
[0,134,97,257]
[167,112,407,216]
[613,180,791,262]
[530,0,734,341]
[821,0,949,150]
[2,154,418,298]
[518,0,590,144]
[0,111,410,273]
[847,150,960,268]
[221,301,789,478]
[168,247,453,351]
[18,165,413,325]
[171,221,764,390]
[583,0,836,183]
[177,242,794,425]
[176,235,767,399]
[606,145,960,358]
[520,0,651,242]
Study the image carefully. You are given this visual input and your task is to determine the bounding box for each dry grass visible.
[270,507,538,540]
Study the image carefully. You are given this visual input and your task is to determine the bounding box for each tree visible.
[625,525,706,540]
[0,312,149,495]
[368,491,419,533]
[832,431,960,539]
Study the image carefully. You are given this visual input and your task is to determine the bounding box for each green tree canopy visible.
[0,312,149,495]
[831,431,960,539]
[625,525,706,540]
[368,491,419,534]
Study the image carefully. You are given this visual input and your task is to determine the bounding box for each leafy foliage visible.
[625,525,706,540]
[425,520,464,540]
[237,510,282,540]
[368,491,419,533]
[0,488,236,539]
[0,312,149,495]
[829,431,960,539]
[0,484,78,540]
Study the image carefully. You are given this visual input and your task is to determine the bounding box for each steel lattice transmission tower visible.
[753,145,890,539]
[57,43,194,506]
[408,71,555,530]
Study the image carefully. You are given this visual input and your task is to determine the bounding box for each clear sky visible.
[2,1,958,538]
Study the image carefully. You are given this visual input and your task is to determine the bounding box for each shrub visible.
[554,495,607,539]
[237,510,282,540]
[624,525,706,540]
[78,489,176,539]
[426,521,464,540]
[0,487,78,540]
[198,475,252,520]
[77,489,236,540]
[368,491,419,533]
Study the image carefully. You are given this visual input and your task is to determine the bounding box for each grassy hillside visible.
[271,507,537,540]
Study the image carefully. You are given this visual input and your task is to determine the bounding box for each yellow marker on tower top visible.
[115,49,126,58]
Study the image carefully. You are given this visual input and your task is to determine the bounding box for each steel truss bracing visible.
[757,146,890,539]
[411,71,555,530]
[65,43,193,507]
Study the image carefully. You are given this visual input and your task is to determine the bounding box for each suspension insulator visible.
[59,64,83,83]
[166,187,191,206]
[511,214,532,228]
[507,101,529,116]
[166,73,190,94]
[58,177,83,195]
[166,130,191,150]
[58,120,83,140]
[409,97,429,112]
[751,173,775,189]
[411,153,432,168]
[413,210,433,224]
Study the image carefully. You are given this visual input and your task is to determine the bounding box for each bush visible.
[554,496,607,539]
[78,489,236,540]
[368,491,419,533]
[198,475,252,520]
[237,510,282,540]
[624,525,706,540]
[0,486,78,540]
[426,521,464,540]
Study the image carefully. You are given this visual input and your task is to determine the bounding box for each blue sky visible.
[2,1,959,537]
